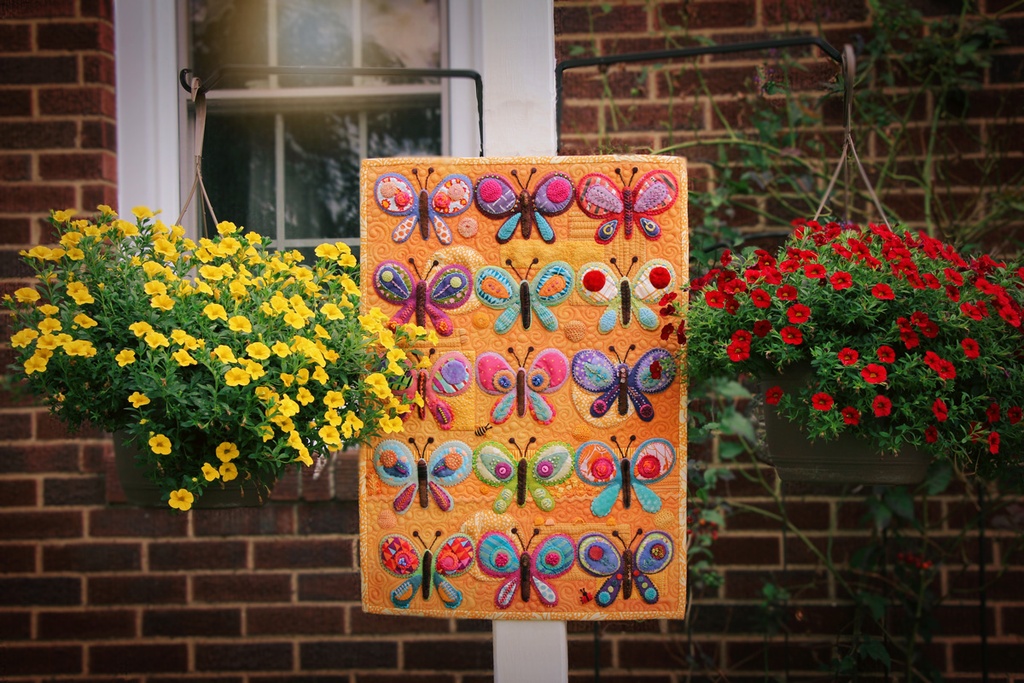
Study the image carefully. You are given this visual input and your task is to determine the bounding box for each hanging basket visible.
[761,368,930,486]
[113,432,272,508]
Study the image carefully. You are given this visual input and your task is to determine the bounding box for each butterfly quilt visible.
[360,155,687,620]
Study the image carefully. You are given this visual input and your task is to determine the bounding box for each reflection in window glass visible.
[190,0,269,80]
[202,113,276,238]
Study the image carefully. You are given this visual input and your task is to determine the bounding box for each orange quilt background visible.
[359,155,688,620]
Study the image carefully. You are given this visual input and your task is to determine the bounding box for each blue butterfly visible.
[477,527,575,608]
[577,529,674,606]
[571,345,675,422]
[575,435,676,517]
[475,168,574,244]
[374,168,473,245]
[372,437,473,513]
[474,258,574,334]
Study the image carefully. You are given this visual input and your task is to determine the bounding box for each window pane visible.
[202,113,276,238]
[362,0,440,84]
[278,0,354,86]
[190,0,269,81]
[367,102,442,157]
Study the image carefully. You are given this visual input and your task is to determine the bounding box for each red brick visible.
[561,105,599,135]
[0,543,36,572]
[0,24,31,52]
[726,638,835,671]
[568,636,613,670]
[39,152,117,181]
[195,642,293,672]
[43,475,106,505]
[81,182,119,209]
[88,576,186,605]
[192,505,295,536]
[42,542,141,572]
[38,609,136,640]
[38,21,115,52]
[297,501,358,534]
[81,120,117,150]
[253,538,353,569]
[0,185,77,212]
[349,609,450,634]
[84,54,116,84]
[763,0,868,24]
[723,569,829,600]
[554,5,648,34]
[0,510,83,539]
[0,478,36,506]
[0,88,32,117]
[0,0,75,18]
[404,639,491,671]
[0,56,78,85]
[90,644,188,674]
[301,641,399,670]
[298,571,361,601]
[711,535,780,564]
[80,0,115,20]
[0,645,82,675]
[247,606,346,635]
[0,576,80,605]
[148,540,248,571]
[657,1,756,29]
[143,608,242,637]
[0,610,31,639]
[39,87,117,117]
[0,217,32,243]
[730,500,832,531]
[88,507,190,537]
[357,676,456,683]
[618,638,708,669]
[0,153,30,180]
[193,573,293,603]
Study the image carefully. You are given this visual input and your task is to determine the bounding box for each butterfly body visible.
[478,528,575,608]
[394,351,471,429]
[575,437,676,517]
[380,531,474,609]
[475,259,573,334]
[373,438,472,513]
[473,438,573,513]
[476,347,569,425]
[475,170,574,243]
[375,169,473,245]
[576,168,679,244]
[373,259,471,336]
[578,530,674,607]
[571,346,675,422]
[578,258,676,334]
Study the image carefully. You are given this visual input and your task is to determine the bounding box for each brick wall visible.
[1,0,1022,681]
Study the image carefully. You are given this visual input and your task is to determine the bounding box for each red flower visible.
[873,395,892,417]
[925,425,938,443]
[780,326,803,345]
[932,398,949,422]
[945,285,961,303]
[727,341,750,362]
[944,267,964,286]
[804,263,827,279]
[812,392,834,411]
[841,406,861,425]
[872,283,895,300]
[937,360,957,380]
[724,297,740,314]
[750,288,772,308]
[830,271,853,290]
[704,290,726,309]
[987,402,1000,424]
[1007,406,1022,425]
[861,364,888,384]
[658,291,678,307]
[989,431,1000,454]
[777,285,799,301]
[960,302,985,320]
[787,304,811,324]
[838,347,859,366]
[765,386,783,405]
[753,320,773,337]
[732,330,752,344]
[876,346,896,363]
[722,278,747,295]
[660,323,675,341]
[900,329,920,349]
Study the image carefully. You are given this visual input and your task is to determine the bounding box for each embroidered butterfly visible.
[373,258,472,337]
[478,527,575,608]
[474,258,574,334]
[577,256,677,334]
[473,437,573,514]
[576,167,679,244]
[476,346,569,425]
[575,435,676,516]
[374,168,473,245]
[571,345,676,422]
[393,350,471,430]
[372,437,472,513]
[577,529,674,607]
[380,530,475,609]
[475,168,574,244]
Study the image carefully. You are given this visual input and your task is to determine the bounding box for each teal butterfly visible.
[474,258,574,334]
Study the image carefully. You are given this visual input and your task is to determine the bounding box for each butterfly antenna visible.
[424,259,440,279]
[507,347,521,366]
[610,257,625,278]
[628,166,639,186]
[411,168,422,190]
[522,346,535,368]
[407,257,422,280]
[511,527,525,549]
[412,530,428,550]
[524,257,539,280]
[508,437,524,459]
[427,529,442,551]
[626,256,639,277]
[630,528,644,547]
[623,344,637,364]
[614,167,625,185]
[505,258,523,281]
[523,528,540,552]
[525,167,537,189]
[608,345,622,364]
[425,166,435,189]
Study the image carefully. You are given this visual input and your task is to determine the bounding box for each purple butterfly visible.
[571,345,675,422]
[372,258,471,337]
[475,168,574,243]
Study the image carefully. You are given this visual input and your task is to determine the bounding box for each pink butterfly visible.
[395,351,472,430]
[476,347,569,425]
[576,167,679,244]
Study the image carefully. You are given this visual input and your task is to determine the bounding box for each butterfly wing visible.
[577,532,625,607]
[426,174,473,245]
[529,534,575,606]
[379,533,422,609]
[631,259,676,331]
[473,441,519,513]
[475,351,518,425]
[571,349,620,419]
[373,440,418,513]
[375,173,420,243]
[475,174,522,243]
[632,531,674,604]
[477,531,520,609]
[422,352,471,429]
[577,173,624,244]
[431,534,474,609]
[629,438,676,513]
[524,441,573,512]
[532,172,575,243]
[576,262,623,334]
[421,264,471,337]
[372,261,417,326]
[424,440,472,512]
[528,261,574,332]
[574,440,623,517]
[524,348,569,425]
[626,348,676,422]
[475,266,521,335]
[631,170,679,240]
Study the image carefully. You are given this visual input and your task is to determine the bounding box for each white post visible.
[475,2,568,682]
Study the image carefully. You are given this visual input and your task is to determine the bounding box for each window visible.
[185,0,446,254]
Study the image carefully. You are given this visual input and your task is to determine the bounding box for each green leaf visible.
[718,440,746,460]
[715,380,752,399]
[925,462,953,495]
[857,591,888,621]
[721,411,756,443]
[858,638,891,671]
[883,487,915,522]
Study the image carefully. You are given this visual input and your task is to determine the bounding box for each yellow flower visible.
[73,313,98,328]
[340,411,364,439]
[115,349,136,366]
[38,304,59,316]
[24,353,49,374]
[379,414,404,434]
[254,386,276,402]
[219,462,238,481]
[10,328,39,348]
[203,303,228,321]
[296,368,310,385]
[149,434,172,455]
[319,303,344,320]
[314,324,330,340]
[63,340,97,357]
[170,329,190,345]
[144,281,168,296]
[318,424,342,449]
[295,450,313,467]
[196,282,214,296]
[216,220,237,235]
[150,294,175,311]
[66,281,94,305]
[97,204,115,216]
[129,392,151,408]
[278,395,300,418]
[38,318,62,334]
[228,316,252,333]
[52,209,75,222]
[14,287,40,303]
[296,387,314,405]
[142,261,166,278]
[129,321,153,337]
[132,206,155,220]
[340,275,360,297]
[283,312,305,329]
[324,409,342,426]
[202,462,220,481]
[153,238,177,260]
[324,390,346,409]
[168,488,194,511]
[311,366,329,384]
[212,345,237,363]
[65,247,85,260]
[245,231,263,245]
[259,425,274,442]
[364,372,391,400]
[280,372,295,388]
[225,367,251,387]
[199,264,224,281]
[60,231,82,247]
[116,219,138,236]
[172,349,197,367]
[35,334,59,350]
[242,359,265,380]
[144,331,169,348]
[218,236,241,256]
[216,441,239,462]
[246,342,271,360]
[314,243,340,259]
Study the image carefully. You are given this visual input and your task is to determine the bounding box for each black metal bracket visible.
[556,35,843,149]
[178,65,485,157]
